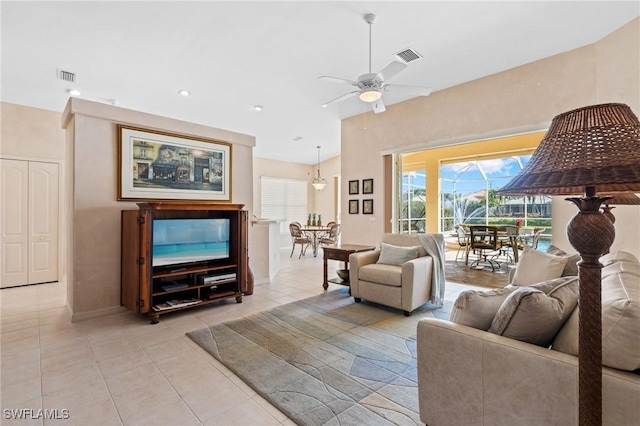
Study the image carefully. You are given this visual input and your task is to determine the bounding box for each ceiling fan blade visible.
[321,91,360,107]
[376,61,407,82]
[318,76,358,86]
[385,84,432,97]
[372,98,386,114]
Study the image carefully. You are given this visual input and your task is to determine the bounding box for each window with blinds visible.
[261,177,308,234]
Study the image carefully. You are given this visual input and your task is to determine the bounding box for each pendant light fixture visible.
[312,145,327,191]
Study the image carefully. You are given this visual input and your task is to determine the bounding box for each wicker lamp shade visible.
[601,193,640,224]
[603,193,640,205]
[500,103,640,196]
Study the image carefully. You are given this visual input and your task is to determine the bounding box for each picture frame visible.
[362,199,374,214]
[349,199,359,214]
[118,125,232,201]
[348,179,359,195]
[362,178,374,194]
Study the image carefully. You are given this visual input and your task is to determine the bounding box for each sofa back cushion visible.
[449,287,517,331]
[552,269,640,371]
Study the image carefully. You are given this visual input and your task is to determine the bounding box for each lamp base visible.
[566,194,615,426]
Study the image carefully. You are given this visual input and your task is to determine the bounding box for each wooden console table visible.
[323,244,375,290]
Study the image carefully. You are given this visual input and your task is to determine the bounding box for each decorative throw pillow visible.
[376,243,420,266]
[488,276,579,347]
[449,287,518,331]
[511,246,568,286]
[546,244,580,276]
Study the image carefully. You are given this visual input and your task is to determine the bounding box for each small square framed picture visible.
[349,199,359,214]
[362,178,373,194]
[363,199,374,214]
[348,180,359,195]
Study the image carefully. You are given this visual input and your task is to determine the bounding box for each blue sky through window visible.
[440,155,532,195]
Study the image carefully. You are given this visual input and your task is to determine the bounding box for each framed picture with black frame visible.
[362,178,373,194]
[362,199,374,214]
[348,180,359,195]
[349,199,359,214]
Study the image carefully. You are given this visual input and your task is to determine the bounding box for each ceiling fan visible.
[319,13,432,114]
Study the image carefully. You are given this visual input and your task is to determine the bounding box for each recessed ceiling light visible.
[66,89,81,96]
[253,105,263,111]
[293,136,303,142]
[178,89,190,96]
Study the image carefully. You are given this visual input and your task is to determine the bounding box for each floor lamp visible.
[499,103,640,426]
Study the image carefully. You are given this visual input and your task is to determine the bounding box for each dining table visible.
[300,225,331,257]
[462,225,520,266]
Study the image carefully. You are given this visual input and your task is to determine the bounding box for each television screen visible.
[152,218,230,267]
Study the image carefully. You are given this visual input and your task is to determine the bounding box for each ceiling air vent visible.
[57,69,76,83]
[394,48,422,64]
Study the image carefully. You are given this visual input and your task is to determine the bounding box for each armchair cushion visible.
[376,243,420,266]
[359,263,403,287]
[488,276,579,347]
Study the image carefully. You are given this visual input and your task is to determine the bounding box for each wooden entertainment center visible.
[121,202,248,323]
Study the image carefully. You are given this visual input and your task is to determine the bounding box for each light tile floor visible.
[1,248,478,425]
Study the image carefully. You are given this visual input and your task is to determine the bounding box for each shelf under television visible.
[152,263,238,279]
[152,279,237,296]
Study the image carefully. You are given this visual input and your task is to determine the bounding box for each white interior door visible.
[1,159,29,287]
[1,159,59,287]
[28,161,59,284]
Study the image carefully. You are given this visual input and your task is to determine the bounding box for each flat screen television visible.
[152,218,230,268]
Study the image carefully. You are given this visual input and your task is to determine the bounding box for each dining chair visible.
[468,225,501,271]
[289,222,311,258]
[497,225,519,264]
[531,229,544,249]
[455,226,470,263]
[319,223,341,246]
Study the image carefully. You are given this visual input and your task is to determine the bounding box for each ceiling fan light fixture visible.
[359,90,381,103]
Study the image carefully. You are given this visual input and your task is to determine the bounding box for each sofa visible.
[417,248,640,425]
[349,233,435,316]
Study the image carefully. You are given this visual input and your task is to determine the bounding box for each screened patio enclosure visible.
[440,156,552,236]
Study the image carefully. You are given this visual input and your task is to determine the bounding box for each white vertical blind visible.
[261,177,308,233]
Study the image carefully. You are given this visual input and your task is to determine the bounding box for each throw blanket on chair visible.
[417,233,446,307]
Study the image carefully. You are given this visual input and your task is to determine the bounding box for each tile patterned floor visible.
[1,248,482,425]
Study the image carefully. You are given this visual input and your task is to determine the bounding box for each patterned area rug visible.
[187,289,443,425]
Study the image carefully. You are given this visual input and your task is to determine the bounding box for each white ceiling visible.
[2,1,638,165]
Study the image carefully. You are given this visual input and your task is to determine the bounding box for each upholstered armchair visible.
[349,233,435,316]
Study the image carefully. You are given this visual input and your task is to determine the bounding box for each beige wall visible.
[252,155,340,246]
[340,18,640,256]
[61,98,255,318]
[1,103,66,161]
